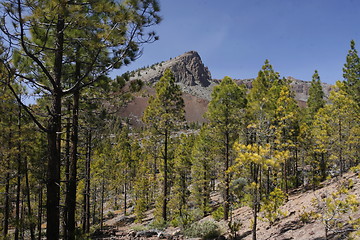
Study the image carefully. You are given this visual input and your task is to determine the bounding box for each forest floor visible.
[91,171,360,240]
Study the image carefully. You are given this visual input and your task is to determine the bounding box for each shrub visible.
[211,206,224,221]
[299,207,315,224]
[183,220,221,240]
[260,188,287,225]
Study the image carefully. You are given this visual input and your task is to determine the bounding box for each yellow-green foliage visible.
[232,143,289,171]
[351,164,360,178]
[260,188,288,225]
[211,206,224,222]
[312,180,360,238]
[298,207,316,224]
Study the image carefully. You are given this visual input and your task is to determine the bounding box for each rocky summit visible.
[130,51,212,87]
[122,51,333,125]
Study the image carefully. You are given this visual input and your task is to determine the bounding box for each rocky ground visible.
[91,171,360,240]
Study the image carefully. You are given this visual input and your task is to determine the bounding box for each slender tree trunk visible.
[4,160,10,237]
[83,130,91,233]
[203,167,208,216]
[295,148,299,187]
[252,193,258,240]
[63,102,71,239]
[252,166,260,240]
[38,186,43,240]
[224,132,230,221]
[320,152,326,181]
[339,118,343,176]
[3,119,12,237]
[162,130,168,222]
[15,107,22,240]
[25,157,36,240]
[100,180,105,230]
[124,180,127,216]
[284,159,288,194]
[66,89,80,240]
[21,195,25,239]
[92,185,97,225]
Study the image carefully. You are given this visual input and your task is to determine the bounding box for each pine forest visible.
[0,1,359,240]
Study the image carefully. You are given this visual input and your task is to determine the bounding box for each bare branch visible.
[7,79,49,132]
[14,72,52,93]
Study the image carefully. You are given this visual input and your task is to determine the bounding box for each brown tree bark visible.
[83,129,91,233]
[25,157,36,240]
[162,129,168,222]
[66,89,80,240]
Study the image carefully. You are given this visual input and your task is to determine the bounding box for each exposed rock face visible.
[130,51,211,87]
[235,77,332,103]
[122,51,333,126]
[287,77,332,102]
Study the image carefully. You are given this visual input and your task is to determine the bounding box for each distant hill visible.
[120,51,333,126]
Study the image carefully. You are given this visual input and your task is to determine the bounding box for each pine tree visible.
[0,1,160,238]
[206,76,247,220]
[273,85,300,191]
[169,134,194,227]
[246,60,283,146]
[307,70,326,119]
[304,70,327,184]
[313,81,360,176]
[191,125,215,217]
[343,40,360,106]
[232,143,288,240]
[143,69,185,223]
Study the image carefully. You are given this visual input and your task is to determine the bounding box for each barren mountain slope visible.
[93,171,360,240]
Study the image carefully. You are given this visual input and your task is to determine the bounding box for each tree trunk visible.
[15,105,23,240]
[38,186,43,240]
[100,180,105,230]
[124,180,127,216]
[203,168,208,216]
[66,89,80,240]
[25,157,36,240]
[223,132,230,221]
[83,130,91,233]
[3,119,12,237]
[92,185,97,225]
[162,130,168,222]
[320,152,326,181]
[339,118,343,176]
[3,160,10,238]
[46,90,62,240]
[46,1,65,237]
[63,102,71,239]
[252,194,258,240]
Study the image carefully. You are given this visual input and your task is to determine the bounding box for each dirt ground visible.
[97,171,360,240]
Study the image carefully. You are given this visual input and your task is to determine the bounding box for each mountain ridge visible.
[121,51,333,125]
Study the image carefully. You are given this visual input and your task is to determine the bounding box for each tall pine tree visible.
[143,69,185,223]
[206,76,247,220]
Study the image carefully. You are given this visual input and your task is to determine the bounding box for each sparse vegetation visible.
[183,220,221,240]
[0,6,359,237]
[312,180,360,239]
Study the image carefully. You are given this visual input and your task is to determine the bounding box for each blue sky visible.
[116,0,360,84]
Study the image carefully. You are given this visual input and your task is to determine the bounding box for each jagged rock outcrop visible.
[287,77,332,102]
[121,51,334,126]
[235,77,332,103]
[130,51,211,87]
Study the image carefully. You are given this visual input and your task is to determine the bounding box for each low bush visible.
[183,220,221,240]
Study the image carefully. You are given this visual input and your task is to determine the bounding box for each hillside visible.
[120,51,332,126]
[92,171,360,240]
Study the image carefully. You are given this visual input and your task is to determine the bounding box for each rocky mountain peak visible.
[130,51,211,87]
